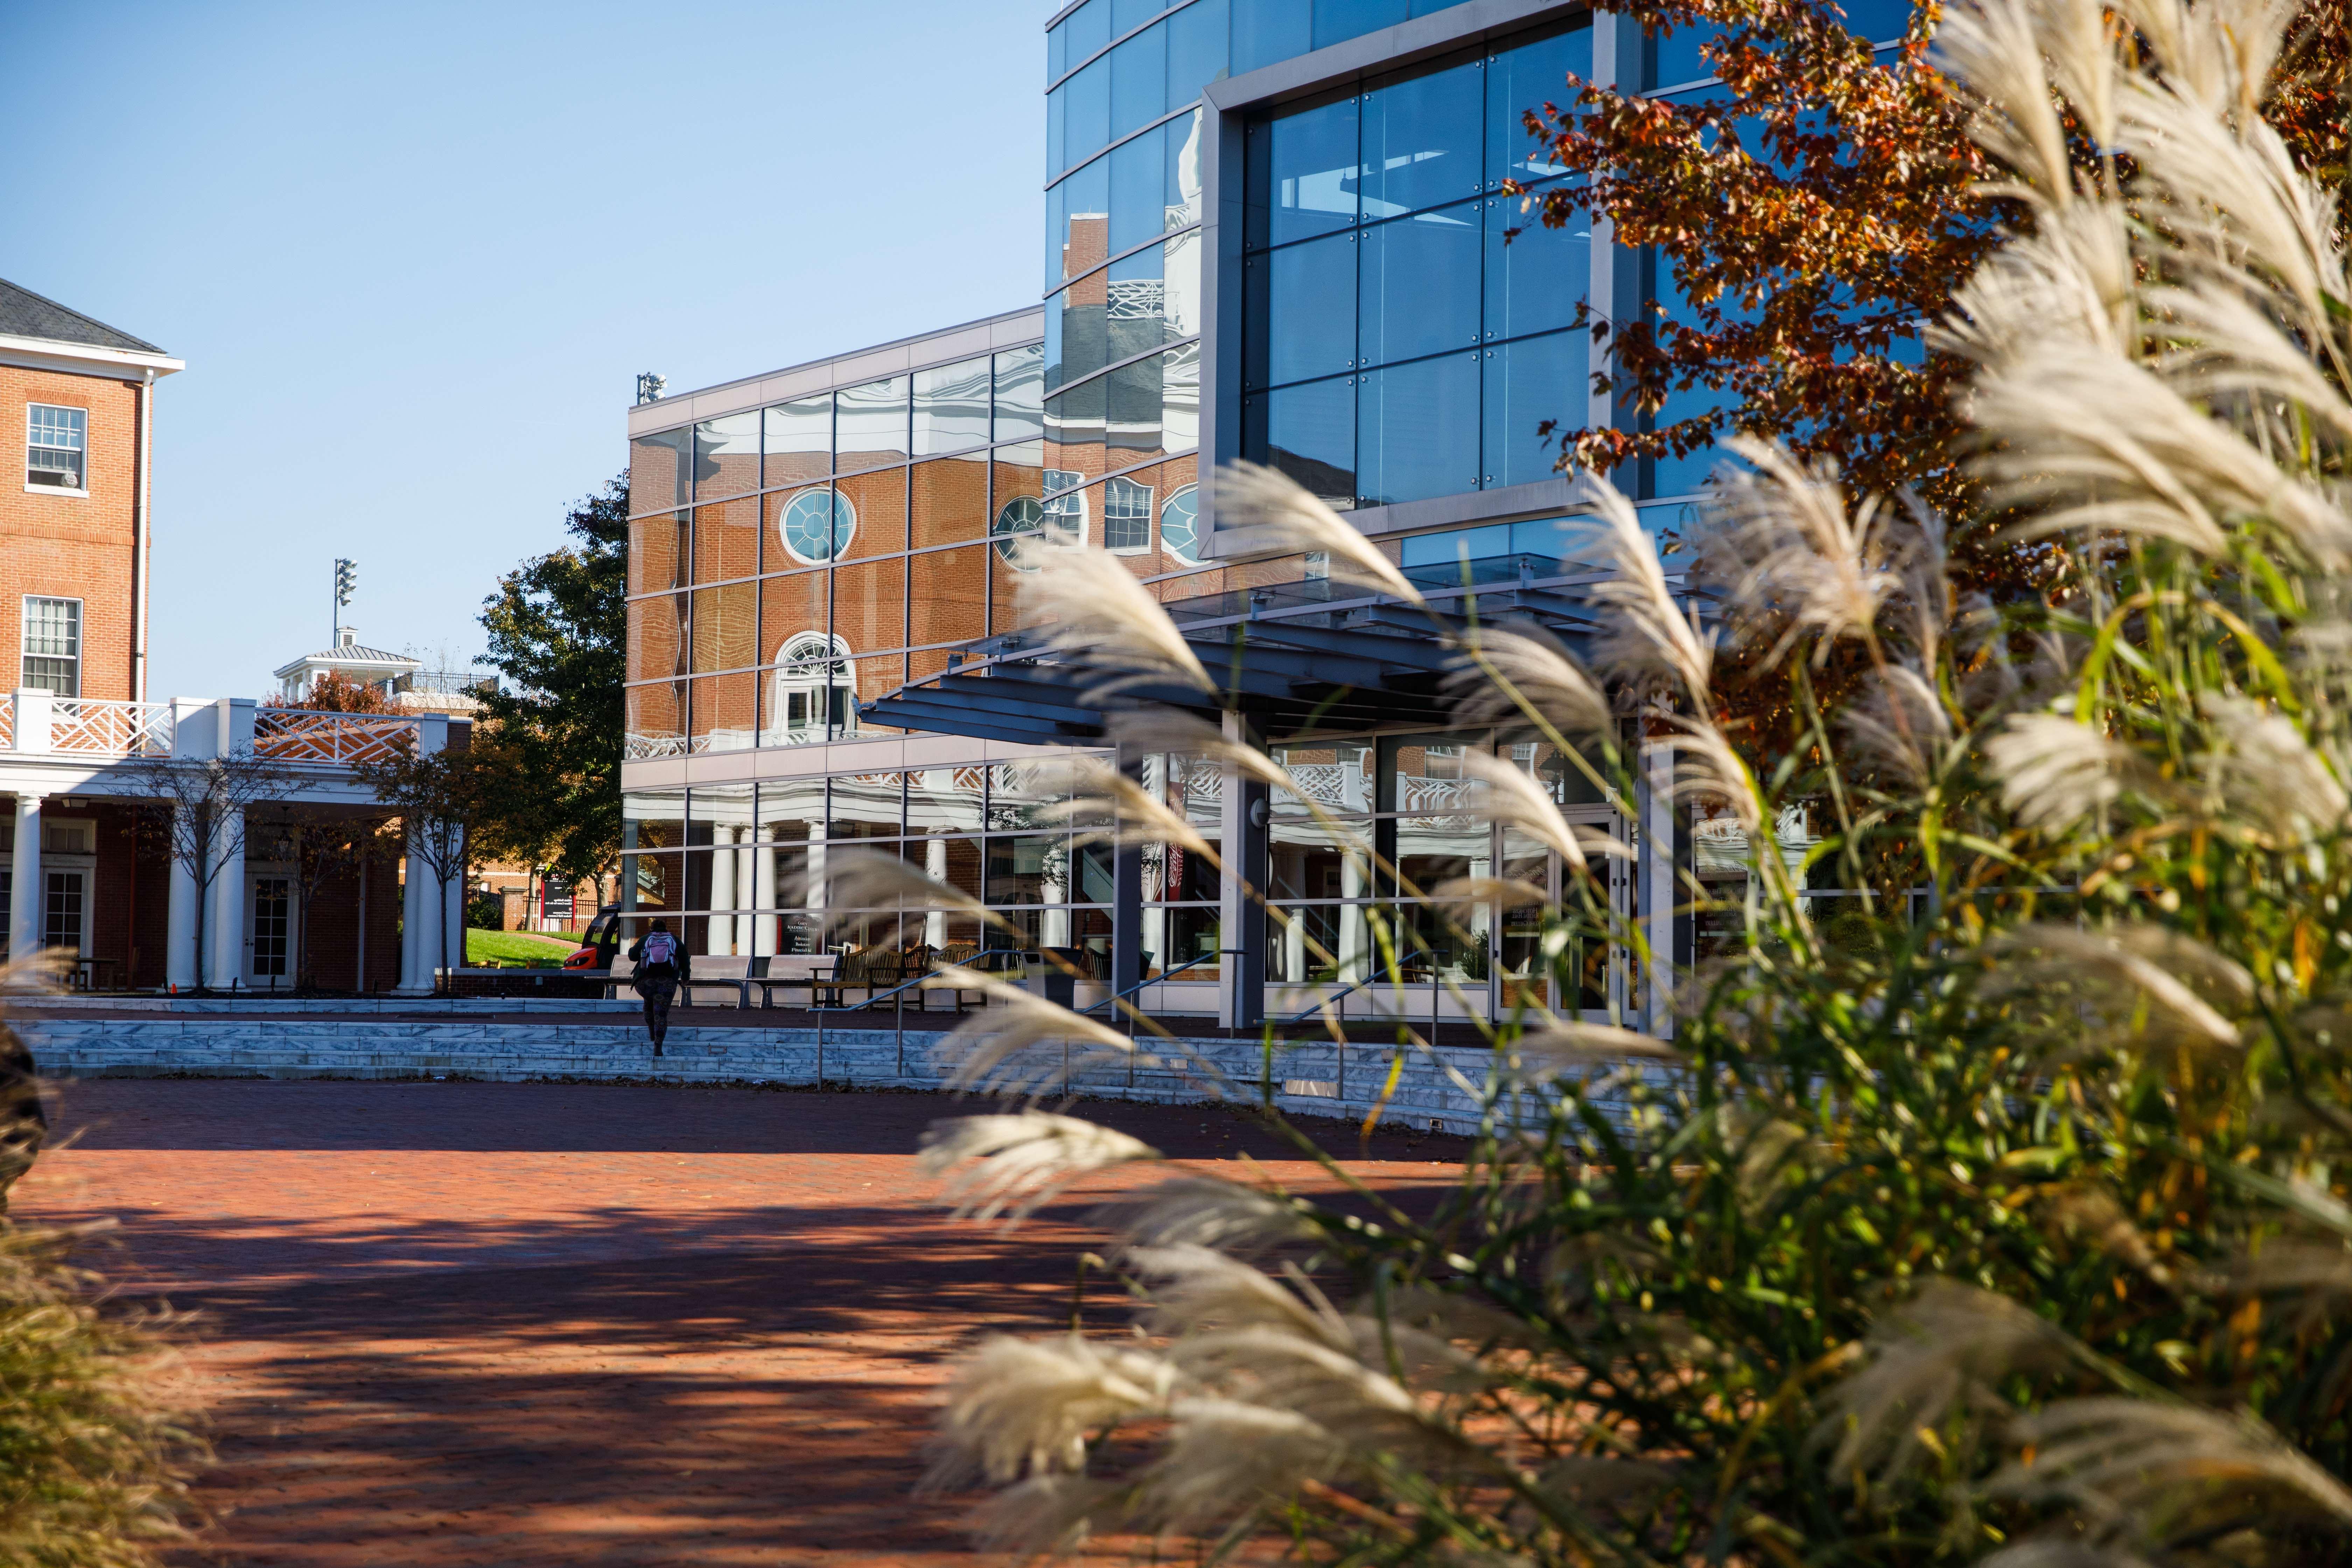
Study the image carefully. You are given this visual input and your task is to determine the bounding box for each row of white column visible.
[7,792,452,993]
[700,825,781,957]
[689,826,968,957]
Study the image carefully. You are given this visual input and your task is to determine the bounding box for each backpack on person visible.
[640,930,677,969]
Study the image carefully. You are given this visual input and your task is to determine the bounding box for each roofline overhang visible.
[0,333,183,380]
[271,655,422,681]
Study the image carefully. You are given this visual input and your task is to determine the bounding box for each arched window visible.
[767,632,857,743]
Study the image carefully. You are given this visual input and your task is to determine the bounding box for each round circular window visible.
[778,488,856,564]
[1159,483,1200,566]
[990,496,1045,567]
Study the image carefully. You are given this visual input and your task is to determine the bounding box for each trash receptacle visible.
[1025,947,1082,1008]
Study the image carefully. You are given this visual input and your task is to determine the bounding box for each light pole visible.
[333,558,356,642]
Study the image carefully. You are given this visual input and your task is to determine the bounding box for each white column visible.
[925,836,948,950]
[1640,737,1677,1036]
[804,820,827,941]
[165,806,200,989]
[1041,860,1069,950]
[415,829,445,993]
[443,854,464,981]
[395,823,432,995]
[707,828,737,956]
[1339,851,1367,985]
[751,840,778,957]
[8,792,44,976]
[206,804,245,989]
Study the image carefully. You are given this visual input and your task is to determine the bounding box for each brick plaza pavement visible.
[17,1078,1465,1566]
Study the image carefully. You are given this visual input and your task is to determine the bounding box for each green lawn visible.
[466,927,582,968]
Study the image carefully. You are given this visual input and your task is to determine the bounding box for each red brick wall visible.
[300,835,403,992]
[0,366,143,701]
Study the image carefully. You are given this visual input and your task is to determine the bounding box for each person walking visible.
[626,919,690,1056]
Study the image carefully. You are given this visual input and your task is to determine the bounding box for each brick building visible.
[1,278,463,993]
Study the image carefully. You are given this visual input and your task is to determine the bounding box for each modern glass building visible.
[621,0,1916,1025]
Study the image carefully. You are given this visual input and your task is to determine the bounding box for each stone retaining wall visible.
[19,1016,1530,1136]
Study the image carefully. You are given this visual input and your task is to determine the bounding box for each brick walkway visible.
[18,1079,1463,1565]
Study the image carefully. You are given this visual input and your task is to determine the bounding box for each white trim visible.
[0,332,182,377]
[626,309,1045,437]
[134,368,153,703]
[21,485,88,498]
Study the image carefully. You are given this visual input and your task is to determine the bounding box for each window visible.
[1238,19,1595,509]
[1159,483,1200,564]
[776,488,855,564]
[22,597,80,696]
[994,472,1089,567]
[1104,476,1152,552]
[27,405,85,490]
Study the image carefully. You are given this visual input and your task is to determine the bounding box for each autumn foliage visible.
[261,670,396,714]
[1522,0,2347,519]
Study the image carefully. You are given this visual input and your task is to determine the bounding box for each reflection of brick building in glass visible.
[615,1,1936,1027]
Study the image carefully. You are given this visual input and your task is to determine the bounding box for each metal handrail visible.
[1284,973,1375,1024]
[1079,948,1241,1031]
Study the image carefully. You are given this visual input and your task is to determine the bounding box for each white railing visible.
[0,693,429,770]
[49,698,176,758]
[250,708,420,766]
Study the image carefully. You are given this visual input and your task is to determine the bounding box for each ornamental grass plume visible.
[1012,531,1214,700]
[0,1222,203,1567]
[1210,460,1427,608]
[0,958,203,1566]
[874,2,2352,1563]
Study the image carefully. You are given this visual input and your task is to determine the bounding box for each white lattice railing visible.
[49,698,176,757]
[0,696,11,750]
[250,708,420,765]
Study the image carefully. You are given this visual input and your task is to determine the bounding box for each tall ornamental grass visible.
[881,1,2352,1561]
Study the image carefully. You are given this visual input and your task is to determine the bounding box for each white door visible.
[248,875,294,986]
[42,869,89,955]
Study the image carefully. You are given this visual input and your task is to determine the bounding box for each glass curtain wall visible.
[1237,17,1593,510]
[1042,1,1491,598]
[619,763,1124,965]
[1262,730,1620,1015]
[624,345,1044,759]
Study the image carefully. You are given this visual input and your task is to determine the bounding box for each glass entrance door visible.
[42,871,84,953]
[250,876,292,982]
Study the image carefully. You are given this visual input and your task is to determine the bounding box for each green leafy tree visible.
[476,474,626,893]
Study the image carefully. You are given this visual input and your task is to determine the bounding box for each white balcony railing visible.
[249,708,420,765]
[49,698,176,758]
[0,693,426,768]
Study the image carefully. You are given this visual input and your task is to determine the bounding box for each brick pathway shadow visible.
[19,1080,1465,1566]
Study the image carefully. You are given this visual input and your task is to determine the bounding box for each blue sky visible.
[1,1,1044,698]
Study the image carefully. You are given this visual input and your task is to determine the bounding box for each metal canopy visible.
[862,558,1613,747]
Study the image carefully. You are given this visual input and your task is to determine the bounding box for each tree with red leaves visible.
[1521,0,2347,517]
